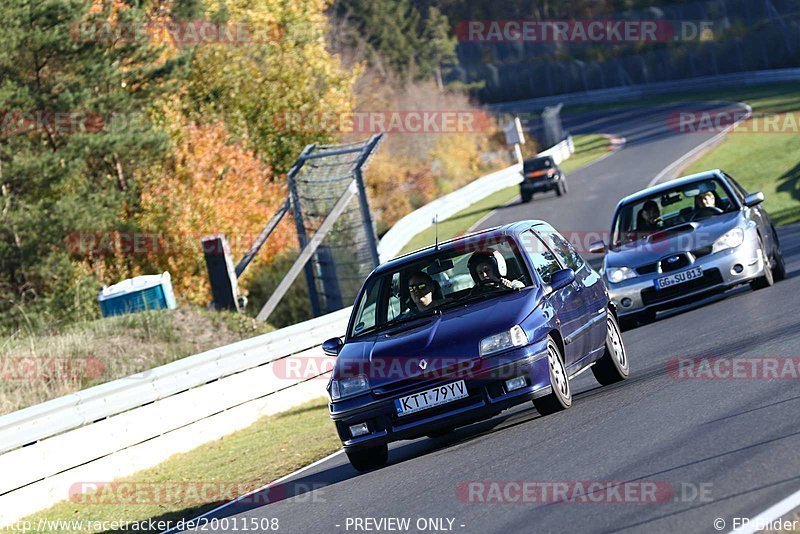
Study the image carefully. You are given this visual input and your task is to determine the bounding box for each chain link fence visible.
[290,138,381,316]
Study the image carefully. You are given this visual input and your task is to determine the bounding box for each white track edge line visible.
[729,487,800,533]
[647,102,752,187]
[161,449,344,533]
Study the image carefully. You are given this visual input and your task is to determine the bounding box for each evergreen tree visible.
[0,0,177,328]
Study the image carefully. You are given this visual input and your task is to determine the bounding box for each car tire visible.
[591,313,629,386]
[521,190,532,203]
[750,237,775,290]
[561,178,569,195]
[346,444,388,472]
[533,337,572,415]
[772,227,787,281]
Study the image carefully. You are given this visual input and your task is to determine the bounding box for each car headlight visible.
[330,375,369,401]
[712,228,744,254]
[479,325,528,357]
[606,267,637,284]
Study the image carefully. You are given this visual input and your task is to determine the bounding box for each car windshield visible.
[611,177,737,247]
[349,236,533,338]
[524,157,554,171]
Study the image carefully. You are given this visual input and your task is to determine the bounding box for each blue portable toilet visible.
[98,272,178,317]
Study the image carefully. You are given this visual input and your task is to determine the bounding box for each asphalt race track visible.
[173,102,800,534]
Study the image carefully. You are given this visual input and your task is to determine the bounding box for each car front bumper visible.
[520,176,561,193]
[329,340,552,451]
[607,240,765,317]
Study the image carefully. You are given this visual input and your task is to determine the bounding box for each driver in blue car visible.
[468,249,525,293]
[407,271,444,313]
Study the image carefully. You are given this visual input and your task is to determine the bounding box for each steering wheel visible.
[688,206,723,221]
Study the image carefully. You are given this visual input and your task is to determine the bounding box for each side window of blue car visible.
[542,231,585,272]
[521,230,561,284]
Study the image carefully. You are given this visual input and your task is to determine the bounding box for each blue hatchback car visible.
[323,221,630,471]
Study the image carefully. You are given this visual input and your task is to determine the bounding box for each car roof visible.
[373,220,548,275]
[617,169,725,206]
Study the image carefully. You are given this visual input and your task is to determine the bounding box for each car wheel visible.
[591,313,629,386]
[561,179,569,195]
[533,337,572,415]
[750,237,775,290]
[772,227,787,281]
[521,190,532,203]
[346,444,388,472]
[555,182,563,197]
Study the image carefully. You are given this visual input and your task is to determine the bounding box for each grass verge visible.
[4,398,338,534]
[0,308,274,415]
[398,134,611,254]
[681,89,800,226]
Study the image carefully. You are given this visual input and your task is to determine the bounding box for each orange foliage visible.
[138,120,293,303]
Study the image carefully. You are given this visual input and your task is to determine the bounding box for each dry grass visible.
[0,307,274,415]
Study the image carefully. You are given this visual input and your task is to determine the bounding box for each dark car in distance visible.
[519,156,569,202]
[323,221,630,471]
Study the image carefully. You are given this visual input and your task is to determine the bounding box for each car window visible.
[723,172,747,202]
[539,229,585,271]
[521,230,562,283]
[351,277,381,335]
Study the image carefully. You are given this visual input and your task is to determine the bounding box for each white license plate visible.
[655,267,703,289]
[395,380,468,416]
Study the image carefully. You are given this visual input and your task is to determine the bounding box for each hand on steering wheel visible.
[689,206,723,221]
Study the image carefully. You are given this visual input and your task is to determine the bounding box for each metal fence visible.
[452,0,800,102]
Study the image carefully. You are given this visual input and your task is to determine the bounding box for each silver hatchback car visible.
[590,170,786,327]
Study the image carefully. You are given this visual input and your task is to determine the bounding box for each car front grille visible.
[640,268,723,306]
[659,253,691,272]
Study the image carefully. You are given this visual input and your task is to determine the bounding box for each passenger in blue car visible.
[467,249,525,293]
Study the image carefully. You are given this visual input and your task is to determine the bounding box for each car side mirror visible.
[550,269,576,292]
[744,192,765,207]
[588,240,606,254]
[322,337,344,357]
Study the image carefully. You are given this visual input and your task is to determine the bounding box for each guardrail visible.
[490,68,800,111]
[0,308,350,525]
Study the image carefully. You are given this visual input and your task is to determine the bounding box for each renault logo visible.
[419,359,428,370]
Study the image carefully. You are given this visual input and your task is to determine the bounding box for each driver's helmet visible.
[468,249,508,285]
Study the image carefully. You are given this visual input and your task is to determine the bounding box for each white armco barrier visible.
[0,308,350,526]
[0,138,576,526]
[378,136,574,262]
